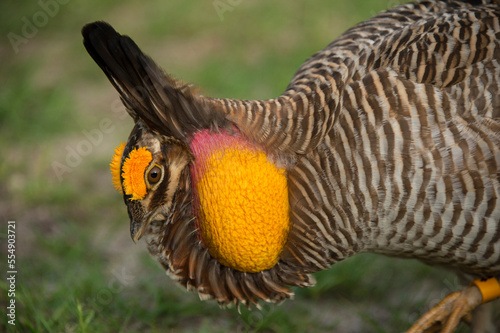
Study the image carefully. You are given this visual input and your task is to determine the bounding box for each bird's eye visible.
[147,165,162,185]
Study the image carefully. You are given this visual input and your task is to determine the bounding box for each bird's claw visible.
[407,284,483,333]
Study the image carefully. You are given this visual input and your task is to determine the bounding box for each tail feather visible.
[82,21,223,141]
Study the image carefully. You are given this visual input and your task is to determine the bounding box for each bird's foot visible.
[407,277,500,333]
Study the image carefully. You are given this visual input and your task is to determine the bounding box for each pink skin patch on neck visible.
[189,129,254,184]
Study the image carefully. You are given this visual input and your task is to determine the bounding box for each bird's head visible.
[110,121,192,244]
[112,115,291,273]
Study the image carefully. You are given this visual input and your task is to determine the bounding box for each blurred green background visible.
[0,0,491,332]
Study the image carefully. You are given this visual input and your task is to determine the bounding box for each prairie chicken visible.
[82,0,500,331]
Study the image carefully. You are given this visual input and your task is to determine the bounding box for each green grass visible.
[1,0,495,332]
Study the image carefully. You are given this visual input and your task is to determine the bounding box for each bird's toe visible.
[407,282,484,333]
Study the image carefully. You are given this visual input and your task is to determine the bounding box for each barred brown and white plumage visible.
[82,0,500,331]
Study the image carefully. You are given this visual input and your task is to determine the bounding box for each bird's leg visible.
[407,277,500,333]
[471,302,495,333]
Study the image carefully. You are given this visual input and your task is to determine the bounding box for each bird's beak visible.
[130,219,145,243]
[130,213,155,243]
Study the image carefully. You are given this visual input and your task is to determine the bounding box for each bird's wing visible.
[210,2,436,156]
[365,1,500,119]
[212,1,499,157]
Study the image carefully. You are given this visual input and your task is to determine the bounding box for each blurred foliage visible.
[0,0,487,332]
